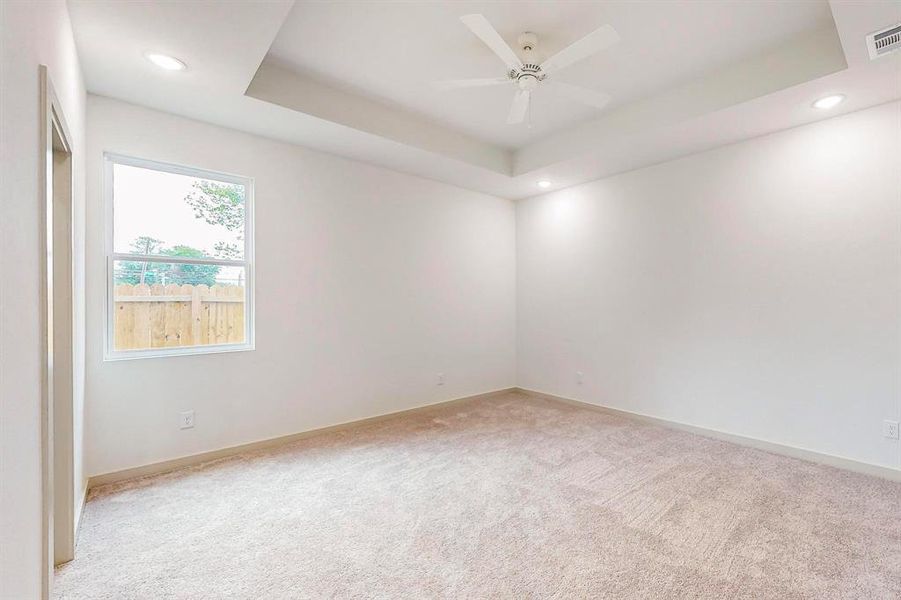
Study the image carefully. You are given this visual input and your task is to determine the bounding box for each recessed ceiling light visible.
[812,94,844,110]
[537,180,551,189]
[145,52,186,71]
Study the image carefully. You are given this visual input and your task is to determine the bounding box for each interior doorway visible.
[40,65,76,598]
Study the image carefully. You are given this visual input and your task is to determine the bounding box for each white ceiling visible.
[68,0,901,199]
[268,1,834,149]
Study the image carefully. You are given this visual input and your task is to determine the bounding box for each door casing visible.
[39,64,76,599]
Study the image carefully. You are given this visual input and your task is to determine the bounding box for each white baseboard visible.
[87,387,517,489]
[87,385,900,491]
[516,387,901,483]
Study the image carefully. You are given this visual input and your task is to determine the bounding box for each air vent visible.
[867,23,901,60]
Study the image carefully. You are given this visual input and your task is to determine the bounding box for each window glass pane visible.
[112,260,246,351]
[113,163,245,260]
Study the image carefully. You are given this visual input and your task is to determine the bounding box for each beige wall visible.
[85,96,517,477]
[0,0,87,596]
[517,101,901,472]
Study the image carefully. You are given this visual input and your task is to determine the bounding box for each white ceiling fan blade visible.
[460,14,523,71]
[546,81,611,109]
[540,24,620,74]
[507,90,530,124]
[432,77,512,91]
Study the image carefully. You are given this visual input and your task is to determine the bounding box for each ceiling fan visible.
[434,14,620,125]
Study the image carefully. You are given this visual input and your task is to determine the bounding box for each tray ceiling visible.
[69,0,901,198]
[267,1,834,149]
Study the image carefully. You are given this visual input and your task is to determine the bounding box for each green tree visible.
[117,240,221,286]
[129,236,164,284]
[158,245,221,286]
[185,181,245,258]
[185,180,244,230]
[212,241,241,260]
[131,236,164,255]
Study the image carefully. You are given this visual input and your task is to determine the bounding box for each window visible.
[104,154,254,359]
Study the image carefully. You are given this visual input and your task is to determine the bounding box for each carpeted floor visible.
[55,391,901,599]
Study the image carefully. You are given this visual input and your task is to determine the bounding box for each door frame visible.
[39,64,76,598]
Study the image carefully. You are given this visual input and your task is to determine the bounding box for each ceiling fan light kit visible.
[434,14,620,125]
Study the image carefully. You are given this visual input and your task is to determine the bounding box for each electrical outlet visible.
[180,410,195,430]
[884,420,899,440]
[437,373,445,386]
[576,371,584,385]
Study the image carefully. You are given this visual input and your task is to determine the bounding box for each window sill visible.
[103,342,255,362]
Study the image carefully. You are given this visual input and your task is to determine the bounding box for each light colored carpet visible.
[56,392,901,599]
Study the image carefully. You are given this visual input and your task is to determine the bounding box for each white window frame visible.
[103,153,255,360]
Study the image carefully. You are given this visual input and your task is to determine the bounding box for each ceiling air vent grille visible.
[867,23,901,60]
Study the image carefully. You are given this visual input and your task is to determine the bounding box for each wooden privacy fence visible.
[114,283,245,350]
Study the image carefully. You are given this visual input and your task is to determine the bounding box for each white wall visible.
[0,0,87,596]
[517,101,901,472]
[85,96,516,477]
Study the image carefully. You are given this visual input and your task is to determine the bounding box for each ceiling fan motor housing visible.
[516,72,540,90]
[511,63,544,90]
[512,31,545,90]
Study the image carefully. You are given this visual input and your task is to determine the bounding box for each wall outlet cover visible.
[883,420,899,440]
[180,410,195,430]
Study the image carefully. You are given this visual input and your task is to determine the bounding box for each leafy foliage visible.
[212,241,241,260]
[131,236,164,256]
[117,241,221,286]
[185,181,245,233]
